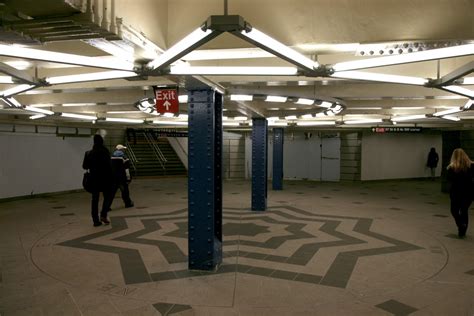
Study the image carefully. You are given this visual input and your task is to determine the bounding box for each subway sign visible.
[372,127,422,133]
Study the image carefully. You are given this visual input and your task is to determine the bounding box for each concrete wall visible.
[361,132,442,181]
[168,137,188,169]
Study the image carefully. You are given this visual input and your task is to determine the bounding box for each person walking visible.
[110,144,134,208]
[83,134,114,226]
[426,147,439,179]
[446,148,474,238]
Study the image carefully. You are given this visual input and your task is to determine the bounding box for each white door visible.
[321,136,340,181]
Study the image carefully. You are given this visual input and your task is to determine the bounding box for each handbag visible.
[82,171,93,193]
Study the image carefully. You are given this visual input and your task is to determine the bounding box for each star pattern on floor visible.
[58,205,422,288]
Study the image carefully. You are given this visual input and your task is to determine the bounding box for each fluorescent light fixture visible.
[296,121,336,126]
[222,116,229,120]
[333,44,474,71]
[239,27,319,71]
[301,114,314,119]
[441,116,461,121]
[0,44,135,71]
[433,107,463,117]
[464,100,473,109]
[3,97,22,108]
[178,114,188,119]
[223,122,240,126]
[170,65,298,75]
[105,117,144,123]
[184,47,273,60]
[163,112,175,117]
[148,27,214,69]
[46,71,136,84]
[316,101,332,108]
[0,76,14,84]
[443,85,474,98]
[392,107,426,110]
[0,84,35,97]
[29,103,54,107]
[268,108,280,110]
[296,98,314,105]
[268,121,288,126]
[332,71,428,85]
[462,77,474,85]
[29,114,46,120]
[344,119,383,124]
[152,120,188,125]
[347,107,382,110]
[106,111,142,114]
[61,113,97,120]
[24,106,54,115]
[315,112,326,118]
[234,116,248,121]
[230,94,253,101]
[267,116,280,121]
[391,114,427,122]
[62,103,96,107]
[265,96,287,103]
[284,115,297,120]
[178,95,188,103]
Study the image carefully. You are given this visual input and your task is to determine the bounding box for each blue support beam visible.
[252,118,268,211]
[272,128,284,190]
[187,89,223,270]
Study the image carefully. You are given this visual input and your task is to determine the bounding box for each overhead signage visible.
[154,86,179,114]
[372,127,422,133]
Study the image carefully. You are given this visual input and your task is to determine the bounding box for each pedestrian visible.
[82,134,114,227]
[446,148,474,238]
[110,144,134,208]
[426,147,439,179]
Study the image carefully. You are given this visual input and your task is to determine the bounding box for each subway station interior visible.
[0,0,473,315]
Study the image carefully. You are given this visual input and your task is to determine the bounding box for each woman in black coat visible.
[83,135,114,226]
[447,148,474,238]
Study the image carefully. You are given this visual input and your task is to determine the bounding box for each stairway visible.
[128,133,187,177]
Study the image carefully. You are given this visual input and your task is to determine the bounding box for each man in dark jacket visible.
[110,144,134,208]
[83,134,114,226]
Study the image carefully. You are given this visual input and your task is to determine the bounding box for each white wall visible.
[168,137,188,169]
[361,133,442,180]
[0,132,92,199]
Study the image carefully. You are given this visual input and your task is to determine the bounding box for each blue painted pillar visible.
[252,118,268,211]
[272,128,284,190]
[187,89,223,270]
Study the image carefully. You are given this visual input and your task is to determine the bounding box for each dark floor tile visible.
[294,273,322,284]
[352,201,364,204]
[246,266,274,277]
[59,213,75,216]
[375,299,418,316]
[151,271,177,282]
[270,270,297,280]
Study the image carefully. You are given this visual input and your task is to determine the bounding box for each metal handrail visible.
[124,140,138,173]
[143,131,167,169]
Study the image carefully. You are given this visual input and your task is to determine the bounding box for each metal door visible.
[321,135,340,181]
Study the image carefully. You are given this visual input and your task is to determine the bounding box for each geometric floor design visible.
[59,205,422,288]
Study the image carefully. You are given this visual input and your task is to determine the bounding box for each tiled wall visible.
[340,132,362,181]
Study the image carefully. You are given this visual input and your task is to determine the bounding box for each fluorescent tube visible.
[223,122,240,126]
[296,98,314,105]
[61,113,97,120]
[333,44,474,71]
[46,71,136,84]
[62,103,96,107]
[284,115,297,120]
[344,119,383,125]
[442,85,474,98]
[24,106,54,115]
[433,107,463,117]
[178,95,188,103]
[464,100,473,109]
[239,28,319,71]
[29,114,46,120]
[152,120,188,125]
[234,116,248,121]
[231,94,253,101]
[391,115,427,122]
[441,116,461,121]
[184,48,273,60]
[301,114,314,119]
[265,96,287,103]
[461,77,474,85]
[0,44,135,71]
[317,101,332,108]
[296,121,336,126]
[105,117,144,123]
[392,107,426,110]
[268,121,288,126]
[0,84,35,97]
[163,113,175,117]
[170,65,298,75]
[332,71,428,85]
[148,28,215,69]
[0,76,13,84]
[3,97,22,108]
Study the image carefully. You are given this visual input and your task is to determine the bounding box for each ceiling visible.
[0,0,473,130]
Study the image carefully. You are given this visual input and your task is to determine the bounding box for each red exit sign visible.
[154,87,179,114]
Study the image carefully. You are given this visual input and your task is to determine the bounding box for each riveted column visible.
[272,128,284,190]
[187,89,223,271]
[251,118,268,211]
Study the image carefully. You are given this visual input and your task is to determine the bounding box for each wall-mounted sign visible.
[154,86,179,114]
[372,127,422,133]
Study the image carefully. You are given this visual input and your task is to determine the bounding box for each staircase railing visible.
[124,140,138,173]
[143,131,167,170]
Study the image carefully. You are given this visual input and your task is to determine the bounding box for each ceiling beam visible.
[431,61,474,86]
[0,62,39,84]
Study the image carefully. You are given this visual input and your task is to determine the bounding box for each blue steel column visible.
[252,118,268,211]
[272,128,284,190]
[188,89,223,270]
